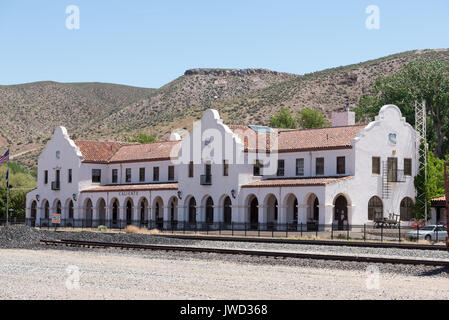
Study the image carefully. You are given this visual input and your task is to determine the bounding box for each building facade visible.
[26,104,417,230]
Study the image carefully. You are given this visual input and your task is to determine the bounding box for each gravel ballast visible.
[2,225,449,261]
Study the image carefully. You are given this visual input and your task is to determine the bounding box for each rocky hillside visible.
[2,49,449,168]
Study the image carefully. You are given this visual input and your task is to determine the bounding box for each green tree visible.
[0,162,36,219]
[296,108,329,129]
[127,132,157,143]
[414,150,449,219]
[354,60,449,158]
[269,107,297,129]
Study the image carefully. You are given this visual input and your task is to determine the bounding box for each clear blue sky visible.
[0,0,447,88]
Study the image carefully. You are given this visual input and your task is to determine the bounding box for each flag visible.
[0,149,9,166]
[5,168,8,180]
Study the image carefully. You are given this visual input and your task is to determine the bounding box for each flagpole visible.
[5,150,9,226]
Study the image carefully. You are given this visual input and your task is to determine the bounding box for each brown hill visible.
[2,49,449,168]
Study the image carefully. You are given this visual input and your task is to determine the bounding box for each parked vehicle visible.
[406,225,448,242]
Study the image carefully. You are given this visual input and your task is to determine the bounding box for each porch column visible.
[277,205,287,230]
[194,206,203,224]
[214,205,222,223]
[258,205,266,229]
[163,206,170,229]
[321,204,334,231]
[177,206,186,222]
[298,204,308,225]
[347,205,356,225]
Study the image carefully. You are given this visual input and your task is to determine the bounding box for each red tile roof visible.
[242,176,354,188]
[81,183,178,193]
[74,124,365,163]
[229,125,365,152]
[109,141,179,163]
[74,140,178,164]
[277,125,365,152]
[75,141,132,163]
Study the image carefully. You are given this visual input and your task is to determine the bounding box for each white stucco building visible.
[26,105,417,230]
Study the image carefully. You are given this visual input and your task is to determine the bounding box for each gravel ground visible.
[1,248,449,300]
[1,226,449,299]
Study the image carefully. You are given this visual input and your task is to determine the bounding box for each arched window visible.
[400,197,414,221]
[368,196,383,221]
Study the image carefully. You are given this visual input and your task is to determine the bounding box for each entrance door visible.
[334,196,348,230]
[250,198,259,230]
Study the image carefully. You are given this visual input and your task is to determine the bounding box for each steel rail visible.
[153,234,448,251]
[40,239,449,267]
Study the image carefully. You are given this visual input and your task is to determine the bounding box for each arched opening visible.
[30,201,37,227]
[139,198,148,227]
[111,199,119,228]
[248,196,259,230]
[126,199,133,226]
[368,196,383,221]
[188,197,197,224]
[306,194,319,231]
[284,194,298,229]
[264,194,278,229]
[41,200,50,227]
[334,195,348,230]
[66,199,74,227]
[153,197,164,229]
[169,197,178,229]
[85,199,93,228]
[205,197,214,224]
[55,200,62,214]
[223,196,232,226]
[97,198,106,226]
[400,197,414,221]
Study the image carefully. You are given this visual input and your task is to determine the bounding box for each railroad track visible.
[40,239,449,267]
[155,234,448,251]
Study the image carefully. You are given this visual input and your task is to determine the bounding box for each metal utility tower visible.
[415,100,428,221]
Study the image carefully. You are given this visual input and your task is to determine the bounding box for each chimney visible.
[332,98,355,127]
